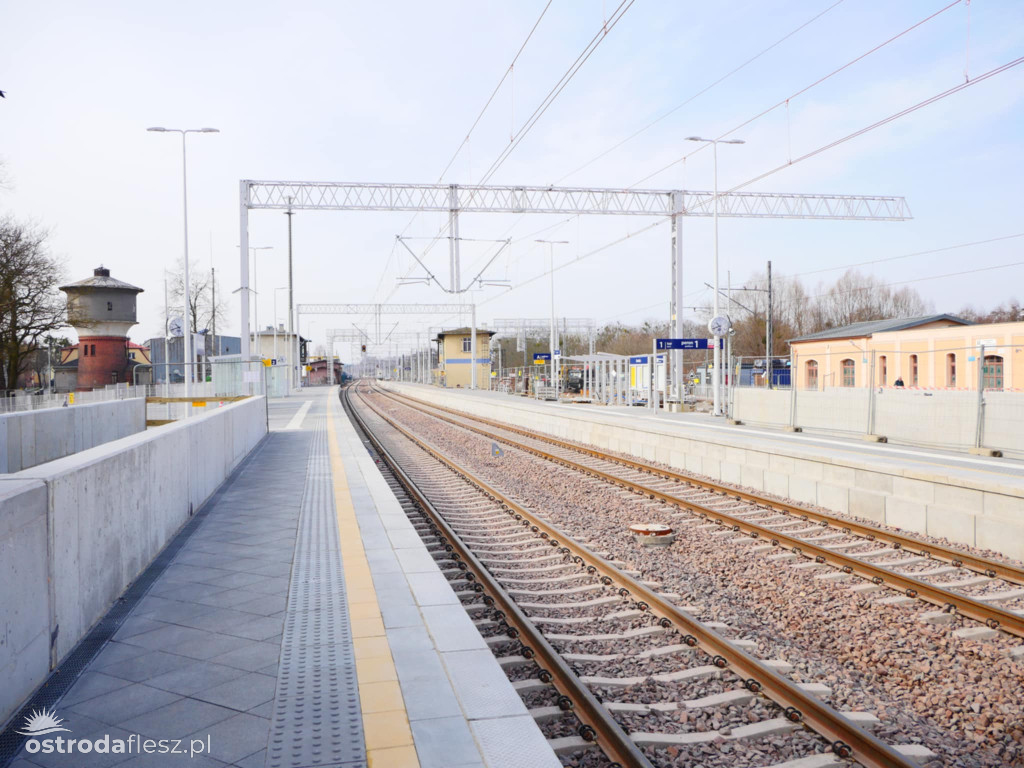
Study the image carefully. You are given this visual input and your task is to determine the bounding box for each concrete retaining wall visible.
[384,382,1024,563]
[0,396,267,726]
[734,386,1024,456]
[0,398,146,473]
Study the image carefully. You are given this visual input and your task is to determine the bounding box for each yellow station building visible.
[790,315,1024,391]
[434,327,496,388]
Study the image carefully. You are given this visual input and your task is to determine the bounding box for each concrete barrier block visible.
[925,506,977,549]
[763,470,789,498]
[769,454,796,475]
[701,457,721,481]
[932,485,984,514]
[885,497,927,533]
[741,465,765,491]
[892,476,936,505]
[975,516,1024,562]
[725,446,746,465]
[849,489,885,523]
[706,443,727,461]
[714,459,738,486]
[982,492,1024,519]
[789,475,818,506]
[817,484,850,515]
[822,464,855,487]
[0,479,50,725]
[793,459,824,481]
[853,469,893,494]
[685,453,703,475]
[744,451,771,469]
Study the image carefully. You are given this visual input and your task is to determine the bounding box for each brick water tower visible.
[60,266,144,390]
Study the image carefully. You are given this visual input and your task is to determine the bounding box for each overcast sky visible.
[2,0,1022,361]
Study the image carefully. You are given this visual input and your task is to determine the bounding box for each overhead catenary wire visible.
[810,260,1024,299]
[375,1,554,301]
[556,0,848,184]
[723,55,1024,195]
[630,0,966,188]
[477,0,636,185]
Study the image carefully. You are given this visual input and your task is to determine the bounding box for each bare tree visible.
[165,259,228,336]
[0,217,67,391]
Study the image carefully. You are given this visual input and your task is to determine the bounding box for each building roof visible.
[789,314,970,343]
[435,327,497,339]
[60,266,143,293]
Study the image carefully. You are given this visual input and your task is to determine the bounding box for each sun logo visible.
[17,707,71,736]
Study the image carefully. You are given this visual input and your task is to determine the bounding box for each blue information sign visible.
[629,354,667,365]
[533,353,551,361]
[656,338,722,350]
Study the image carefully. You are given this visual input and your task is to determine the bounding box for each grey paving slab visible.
[384,626,435,656]
[421,605,488,652]
[189,712,270,765]
[119,697,238,739]
[408,570,462,605]
[380,602,424,629]
[387,529,428,549]
[66,682,181,725]
[470,715,563,768]
[441,649,530,720]
[395,547,441,574]
[58,670,133,708]
[210,641,281,672]
[146,660,250,696]
[192,672,278,712]
[410,716,483,768]
[390,651,463,722]
[97,648,197,683]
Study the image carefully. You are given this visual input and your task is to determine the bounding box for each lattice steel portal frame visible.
[239,181,911,392]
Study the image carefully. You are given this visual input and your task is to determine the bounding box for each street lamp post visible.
[536,240,568,399]
[273,287,288,363]
[147,126,219,397]
[686,136,745,416]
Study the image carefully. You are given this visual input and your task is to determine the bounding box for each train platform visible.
[7,390,558,768]
[380,382,1024,561]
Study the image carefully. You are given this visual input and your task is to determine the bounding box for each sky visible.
[2,0,1022,362]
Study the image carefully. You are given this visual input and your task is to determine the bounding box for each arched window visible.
[909,354,919,386]
[805,360,818,390]
[841,359,855,387]
[946,353,956,388]
[878,355,887,386]
[82,344,88,357]
[983,355,1004,390]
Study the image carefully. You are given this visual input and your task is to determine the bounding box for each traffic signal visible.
[361,344,367,353]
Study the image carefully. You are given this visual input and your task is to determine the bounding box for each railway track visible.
[344,383,932,768]
[373,384,1024,644]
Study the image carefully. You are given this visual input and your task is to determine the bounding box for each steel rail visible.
[355,385,917,768]
[343,386,654,768]
[374,386,1024,639]
[380,387,1024,585]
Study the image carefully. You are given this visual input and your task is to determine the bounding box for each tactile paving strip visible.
[266,418,366,768]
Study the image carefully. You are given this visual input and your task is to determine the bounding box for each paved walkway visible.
[9,391,556,768]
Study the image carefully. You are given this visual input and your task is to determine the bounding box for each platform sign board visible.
[629,355,667,365]
[533,353,551,362]
[656,338,722,350]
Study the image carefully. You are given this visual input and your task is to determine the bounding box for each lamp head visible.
[147,127,168,132]
[685,136,704,142]
[199,127,220,133]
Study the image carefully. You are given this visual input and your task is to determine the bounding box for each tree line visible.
[490,268,1019,366]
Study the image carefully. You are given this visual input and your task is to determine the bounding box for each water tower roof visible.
[60,266,143,293]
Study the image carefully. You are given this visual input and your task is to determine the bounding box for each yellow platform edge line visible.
[326,389,421,768]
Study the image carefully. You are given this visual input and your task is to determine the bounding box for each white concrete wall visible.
[0,398,146,473]
[734,386,1024,455]
[0,396,267,725]
[385,382,1024,564]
